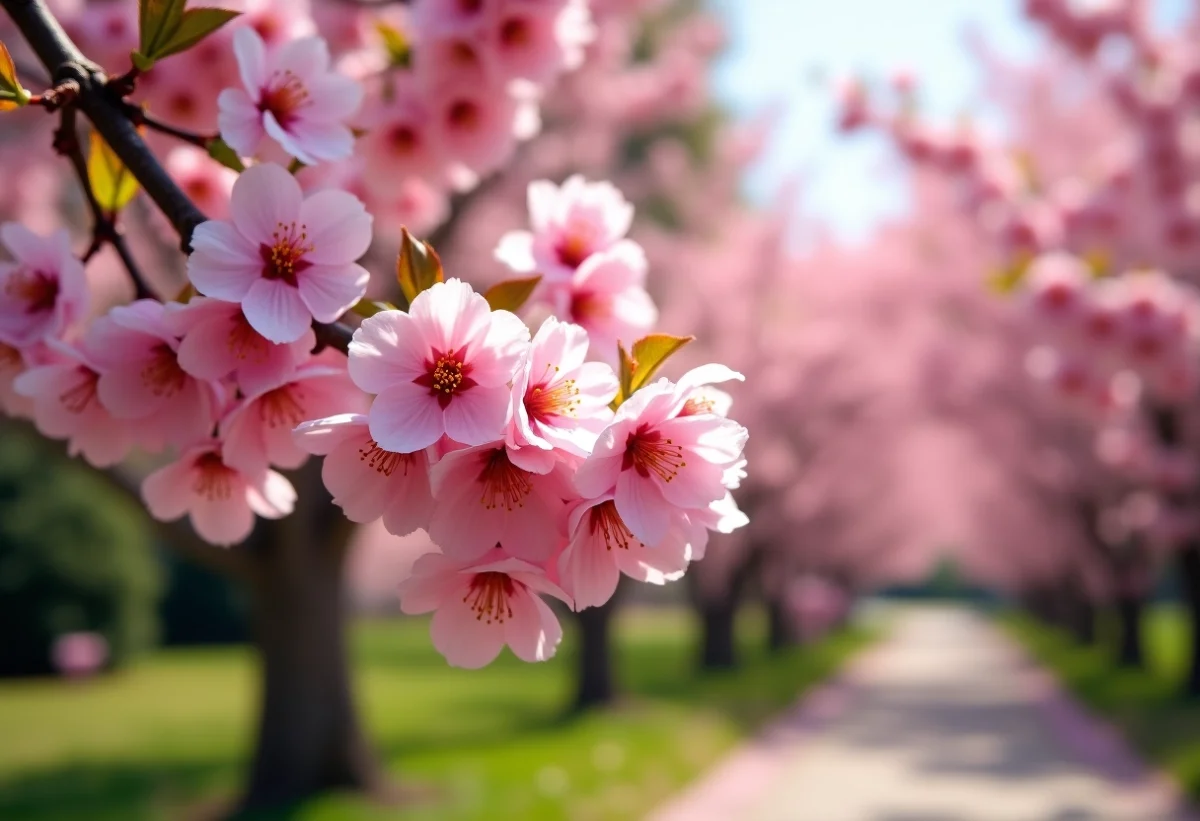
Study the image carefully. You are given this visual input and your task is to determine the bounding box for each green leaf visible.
[138,0,187,62]
[88,130,140,214]
[350,298,396,318]
[287,157,306,174]
[483,276,541,314]
[610,334,694,409]
[155,7,239,61]
[205,136,245,172]
[0,41,31,111]
[374,20,412,68]
[395,227,443,308]
[129,50,156,73]
[985,252,1034,296]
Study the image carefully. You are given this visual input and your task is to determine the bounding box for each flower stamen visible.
[463,571,515,624]
[478,449,533,511]
[622,424,686,482]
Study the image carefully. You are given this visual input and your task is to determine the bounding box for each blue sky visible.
[711,0,1189,240]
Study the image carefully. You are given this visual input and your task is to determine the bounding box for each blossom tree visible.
[0,0,750,810]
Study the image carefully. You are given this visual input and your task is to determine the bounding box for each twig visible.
[53,107,155,299]
[120,102,216,148]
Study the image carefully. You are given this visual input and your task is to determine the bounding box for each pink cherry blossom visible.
[88,301,222,449]
[506,316,618,469]
[429,78,534,179]
[218,28,363,165]
[397,548,570,669]
[293,413,434,536]
[557,495,700,610]
[169,298,316,395]
[411,0,492,39]
[0,223,89,348]
[428,442,576,562]
[13,339,136,467]
[0,342,36,418]
[488,0,594,84]
[186,163,372,344]
[574,375,748,545]
[347,278,530,453]
[221,362,360,471]
[495,175,637,283]
[142,439,297,546]
[553,244,658,356]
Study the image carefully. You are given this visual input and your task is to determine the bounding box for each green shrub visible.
[0,423,160,676]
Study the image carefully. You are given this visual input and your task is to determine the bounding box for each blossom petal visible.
[242,279,311,344]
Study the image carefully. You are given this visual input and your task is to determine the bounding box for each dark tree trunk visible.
[1114,596,1145,668]
[235,469,383,813]
[765,596,795,653]
[1178,545,1200,698]
[1064,590,1097,647]
[571,598,618,712]
[700,599,738,670]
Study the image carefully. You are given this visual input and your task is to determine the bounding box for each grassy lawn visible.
[0,607,873,821]
[1004,607,1200,798]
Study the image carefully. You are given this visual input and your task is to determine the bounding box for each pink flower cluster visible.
[495,175,657,359]
[315,272,747,668]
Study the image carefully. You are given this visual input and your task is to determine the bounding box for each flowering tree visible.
[835,0,1200,681]
[0,0,749,809]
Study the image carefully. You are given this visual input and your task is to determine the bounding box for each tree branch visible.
[2,0,208,250]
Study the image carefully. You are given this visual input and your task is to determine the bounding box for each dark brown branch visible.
[120,102,216,149]
[53,107,155,299]
[2,0,209,250]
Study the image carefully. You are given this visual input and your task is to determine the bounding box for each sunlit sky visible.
[711,0,1189,241]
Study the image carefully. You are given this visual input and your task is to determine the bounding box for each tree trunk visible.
[1178,545,1200,698]
[1065,591,1097,647]
[699,599,737,670]
[1115,596,1144,668]
[571,599,618,712]
[236,471,383,813]
[765,596,795,653]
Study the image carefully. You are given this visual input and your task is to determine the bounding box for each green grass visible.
[0,607,873,821]
[1003,607,1200,798]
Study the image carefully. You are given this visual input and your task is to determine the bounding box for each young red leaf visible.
[0,42,30,111]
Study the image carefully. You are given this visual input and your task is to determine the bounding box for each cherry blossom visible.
[506,316,618,471]
[557,495,701,610]
[397,549,570,669]
[574,375,749,545]
[293,413,434,537]
[427,442,576,562]
[169,298,317,395]
[186,163,372,344]
[347,278,530,453]
[88,301,222,449]
[218,28,363,165]
[0,223,88,348]
[495,175,637,283]
[13,339,136,467]
[142,439,297,546]
[221,362,360,471]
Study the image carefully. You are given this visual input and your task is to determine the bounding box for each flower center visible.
[414,348,476,408]
[386,124,419,156]
[447,99,479,130]
[259,384,306,428]
[59,368,99,414]
[458,0,483,14]
[259,221,314,287]
[589,500,639,551]
[462,571,515,624]
[259,70,310,128]
[6,268,58,314]
[680,396,716,417]
[192,451,236,500]
[449,40,479,67]
[525,365,579,423]
[478,449,533,511]
[140,343,188,397]
[227,313,270,362]
[622,424,686,482]
[0,343,20,371]
[500,17,531,48]
[570,290,606,322]
[555,233,592,269]
[358,439,415,477]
